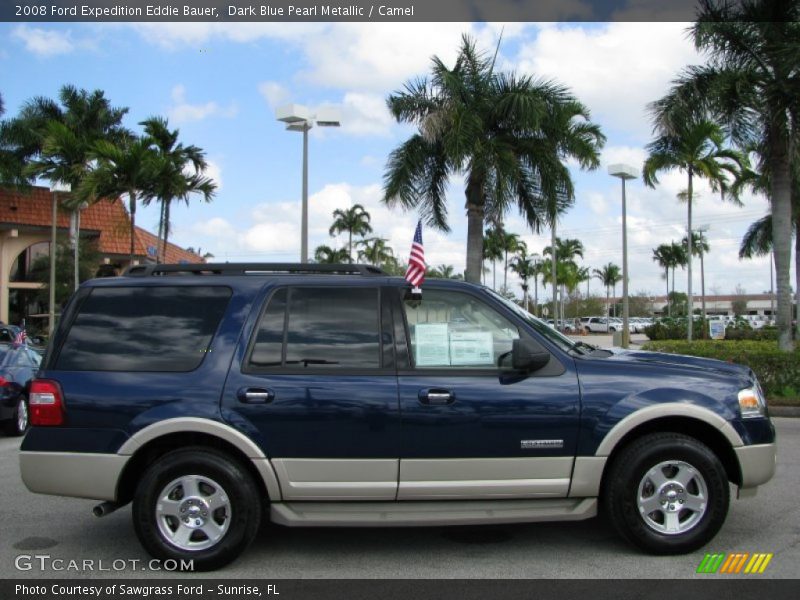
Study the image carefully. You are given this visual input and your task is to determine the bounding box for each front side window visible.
[402,289,519,369]
[55,286,232,372]
[249,287,381,370]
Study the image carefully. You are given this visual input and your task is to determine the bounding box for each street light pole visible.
[609,164,639,349]
[49,182,71,336]
[276,104,341,263]
[72,202,88,291]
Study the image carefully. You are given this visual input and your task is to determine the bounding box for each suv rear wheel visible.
[4,397,29,436]
[132,447,262,571]
[604,432,729,554]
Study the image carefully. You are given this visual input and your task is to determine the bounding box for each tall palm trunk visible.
[503,249,508,289]
[606,285,610,328]
[770,135,794,351]
[795,213,800,340]
[612,284,617,318]
[687,167,694,341]
[348,230,353,262]
[464,180,484,284]
[160,199,172,262]
[700,251,706,338]
[156,200,166,263]
[492,260,497,290]
[551,224,557,323]
[665,266,670,317]
[533,275,539,317]
[128,189,136,263]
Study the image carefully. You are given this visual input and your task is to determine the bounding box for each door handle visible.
[418,389,455,405]
[237,387,274,404]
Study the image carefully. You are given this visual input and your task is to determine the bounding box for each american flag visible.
[405,220,426,289]
[13,328,27,347]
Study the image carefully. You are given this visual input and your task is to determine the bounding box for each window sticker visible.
[449,331,494,366]
[414,323,450,366]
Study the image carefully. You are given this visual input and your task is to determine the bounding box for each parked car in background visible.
[0,342,41,436]
[581,316,613,333]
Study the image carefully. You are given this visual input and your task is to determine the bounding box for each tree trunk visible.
[665,267,670,317]
[348,231,353,263]
[551,224,557,323]
[533,276,539,317]
[769,135,794,351]
[128,189,136,263]
[464,181,484,284]
[700,252,706,338]
[612,284,616,318]
[503,249,508,290]
[687,168,694,341]
[161,200,171,263]
[492,260,497,290]
[606,286,610,331]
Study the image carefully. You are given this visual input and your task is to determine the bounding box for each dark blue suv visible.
[20,263,776,570]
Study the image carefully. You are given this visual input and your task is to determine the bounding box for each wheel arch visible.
[599,415,743,490]
[116,418,281,505]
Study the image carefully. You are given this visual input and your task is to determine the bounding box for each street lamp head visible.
[315,107,341,127]
[608,163,639,180]
[275,103,311,124]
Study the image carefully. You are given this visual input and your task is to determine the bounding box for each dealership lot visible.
[1,418,796,579]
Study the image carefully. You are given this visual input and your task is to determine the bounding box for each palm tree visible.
[329,204,372,261]
[314,245,350,264]
[483,227,504,290]
[683,230,711,325]
[543,237,584,323]
[652,244,673,316]
[141,117,216,263]
[510,254,537,313]
[594,263,621,323]
[356,237,395,267]
[383,34,604,284]
[78,134,156,262]
[500,231,525,289]
[643,119,743,340]
[649,0,800,350]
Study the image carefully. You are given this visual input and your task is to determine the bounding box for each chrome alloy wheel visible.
[17,399,28,433]
[155,475,232,551]
[636,460,708,535]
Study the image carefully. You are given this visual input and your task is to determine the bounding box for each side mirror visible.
[512,338,551,372]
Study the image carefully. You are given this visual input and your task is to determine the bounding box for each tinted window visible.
[248,287,381,369]
[56,286,232,372]
[250,288,287,367]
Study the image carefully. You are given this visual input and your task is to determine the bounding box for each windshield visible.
[484,288,576,353]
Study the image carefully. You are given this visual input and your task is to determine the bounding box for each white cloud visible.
[12,25,77,56]
[338,93,394,137]
[258,81,290,111]
[167,84,238,123]
[203,160,223,191]
[516,23,699,139]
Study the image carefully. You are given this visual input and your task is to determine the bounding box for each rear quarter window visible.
[54,286,232,372]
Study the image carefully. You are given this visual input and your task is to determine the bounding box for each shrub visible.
[641,339,800,398]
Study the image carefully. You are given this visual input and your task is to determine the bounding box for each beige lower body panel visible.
[569,456,607,497]
[398,457,573,499]
[735,443,777,488]
[271,497,597,527]
[271,458,399,500]
[20,451,127,501]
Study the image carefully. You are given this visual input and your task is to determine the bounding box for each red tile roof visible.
[0,185,203,264]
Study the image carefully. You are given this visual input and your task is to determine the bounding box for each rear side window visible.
[249,287,381,369]
[55,286,232,372]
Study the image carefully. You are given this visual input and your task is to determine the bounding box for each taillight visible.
[0,376,9,387]
[29,379,65,426]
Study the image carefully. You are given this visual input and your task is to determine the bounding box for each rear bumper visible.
[20,451,127,501]
[735,442,777,489]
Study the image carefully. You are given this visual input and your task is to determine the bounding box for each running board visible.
[270,498,597,527]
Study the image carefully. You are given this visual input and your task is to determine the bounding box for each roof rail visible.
[123,263,388,277]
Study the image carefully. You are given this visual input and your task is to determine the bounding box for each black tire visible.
[4,397,29,436]
[603,432,729,554]
[132,447,262,571]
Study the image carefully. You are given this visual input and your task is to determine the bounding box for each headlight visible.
[738,386,766,418]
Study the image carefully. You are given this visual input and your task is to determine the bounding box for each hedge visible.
[640,340,800,398]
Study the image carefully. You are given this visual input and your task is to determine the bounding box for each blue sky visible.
[1,21,774,297]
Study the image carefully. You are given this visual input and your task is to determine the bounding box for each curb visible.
[768,406,800,418]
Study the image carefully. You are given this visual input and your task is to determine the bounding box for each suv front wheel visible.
[132,447,262,571]
[604,432,729,554]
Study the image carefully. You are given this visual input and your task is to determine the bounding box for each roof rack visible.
[123,263,388,277]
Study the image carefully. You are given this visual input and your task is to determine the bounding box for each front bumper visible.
[735,442,777,489]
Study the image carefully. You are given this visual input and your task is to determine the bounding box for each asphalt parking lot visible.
[0,418,796,580]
